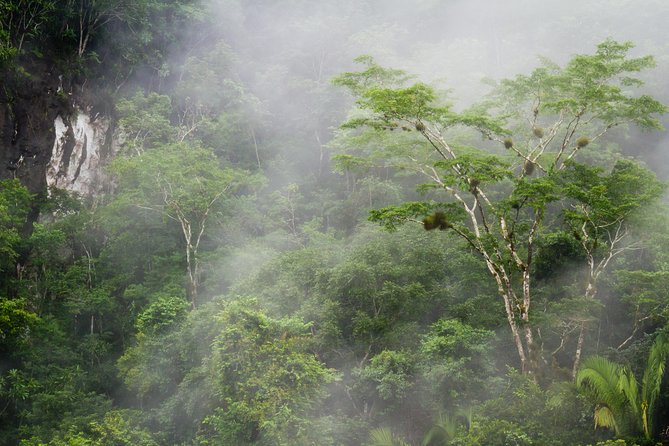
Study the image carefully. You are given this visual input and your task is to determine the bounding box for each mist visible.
[182,0,669,186]
[187,0,669,289]
[3,0,669,444]
[161,0,669,441]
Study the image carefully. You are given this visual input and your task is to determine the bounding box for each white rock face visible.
[47,108,116,196]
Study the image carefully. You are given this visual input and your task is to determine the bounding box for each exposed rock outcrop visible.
[0,68,64,197]
[47,108,116,197]
[0,65,117,201]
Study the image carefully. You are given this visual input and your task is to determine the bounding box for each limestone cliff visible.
[0,68,116,201]
[47,108,116,197]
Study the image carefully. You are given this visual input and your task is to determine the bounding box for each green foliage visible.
[421,319,494,359]
[369,202,464,231]
[510,175,560,210]
[332,55,411,95]
[0,299,39,352]
[561,159,665,231]
[195,299,335,445]
[577,333,669,439]
[323,228,444,351]
[22,410,159,446]
[640,334,669,438]
[135,293,189,335]
[421,411,464,446]
[332,153,373,174]
[358,350,415,401]
[15,370,115,444]
[614,270,669,328]
[451,371,595,446]
[366,427,411,446]
[492,39,666,131]
[0,0,56,57]
[452,419,534,446]
[173,42,242,112]
[116,92,175,150]
[585,441,639,446]
[577,356,629,434]
[110,142,259,305]
[85,410,158,446]
[118,297,334,445]
[111,143,256,232]
[117,329,181,405]
[533,230,584,280]
[433,151,511,188]
[420,320,495,410]
[334,56,506,136]
[3,2,669,443]
[0,368,39,416]
[0,179,32,271]
[333,39,667,379]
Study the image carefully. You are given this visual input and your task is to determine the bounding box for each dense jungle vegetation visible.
[2,1,669,445]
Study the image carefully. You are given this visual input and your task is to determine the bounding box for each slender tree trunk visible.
[250,126,261,169]
[572,323,586,378]
[185,250,198,309]
[572,250,598,378]
[483,255,535,375]
[177,214,198,309]
[505,292,529,372]
[521,267,542,376]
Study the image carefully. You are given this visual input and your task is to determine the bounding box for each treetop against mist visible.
[1,1,669,445]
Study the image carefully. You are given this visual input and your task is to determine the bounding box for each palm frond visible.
[577,356,629,436]
[641,332,669,437]
[368,428,410,446]
[578,333,669,440]
[422,413,458,446]
[618,367,640,421]
[577,356,626,412]
[594,405,620,435]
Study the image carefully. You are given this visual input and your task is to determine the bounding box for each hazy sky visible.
[194,0,669,178]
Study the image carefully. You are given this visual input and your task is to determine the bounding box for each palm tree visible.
[640,333,669,437]
[420,413,458,446]
[421,409,472,446]
[577,333,669,440]
[367,428,410,446]
[367,409,471,446]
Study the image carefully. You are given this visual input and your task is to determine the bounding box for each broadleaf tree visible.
[332,40,666,377]
[110,143,257,308]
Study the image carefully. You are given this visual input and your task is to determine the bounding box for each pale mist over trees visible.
[1,1,669,445]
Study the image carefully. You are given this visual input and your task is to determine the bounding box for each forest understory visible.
[2,1,669,445]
